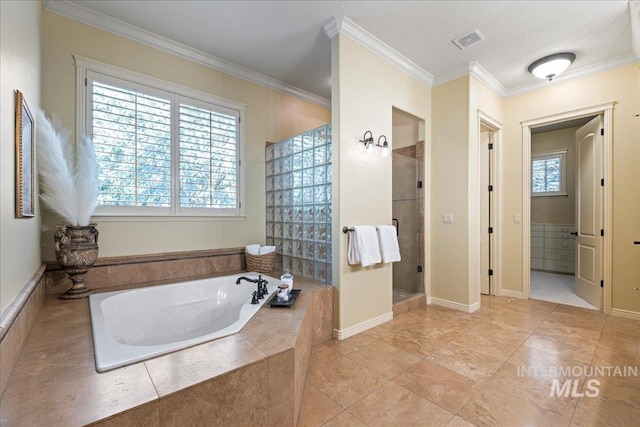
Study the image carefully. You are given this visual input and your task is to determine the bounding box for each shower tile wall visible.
[266,124,332,284]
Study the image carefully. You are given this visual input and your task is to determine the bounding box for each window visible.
[78,56,245,216]
[531,149,567,196]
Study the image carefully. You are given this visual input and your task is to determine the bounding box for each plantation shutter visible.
[178,101,240,211]
[90,75,172,208]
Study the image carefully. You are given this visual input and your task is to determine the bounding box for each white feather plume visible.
[74,135,99,225]
[36,111,98,226]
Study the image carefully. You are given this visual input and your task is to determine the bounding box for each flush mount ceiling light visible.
[528,52,576,81]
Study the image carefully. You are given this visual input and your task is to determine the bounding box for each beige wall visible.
[502,63,640,313]
[392,108,420,149]
[332,35,430,331]
[0,1,42,315]
[40,12,329,261]
[430,77,470,304]
[531,126,578,224]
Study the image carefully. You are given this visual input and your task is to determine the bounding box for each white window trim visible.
[531,148,567,197]
[75,55,246,218]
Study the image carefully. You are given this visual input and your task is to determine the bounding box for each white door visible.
[575,116,603,309]
[480,129,492,295]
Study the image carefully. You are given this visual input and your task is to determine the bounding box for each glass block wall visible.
[265,123,332,284]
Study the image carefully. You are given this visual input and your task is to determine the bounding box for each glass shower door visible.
[392,153,420,303]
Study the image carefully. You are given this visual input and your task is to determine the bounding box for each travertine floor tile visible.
[307,355,387,408]
[346,340,422,379]
[426,342,505,381]
[394,359,483,413]
[459,385,572,427]
[300,297,640,427]
[570,393,640,426]
[348,381,454,427]
[321,411,367,427]
[298,383,344,427]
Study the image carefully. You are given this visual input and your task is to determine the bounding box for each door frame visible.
[521,102,614,313]
[477,111,503,296]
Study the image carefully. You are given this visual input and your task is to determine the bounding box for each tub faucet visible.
[236,275,268,300]
[236,276,258,285]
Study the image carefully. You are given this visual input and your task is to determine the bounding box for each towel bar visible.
[342,225,399,236]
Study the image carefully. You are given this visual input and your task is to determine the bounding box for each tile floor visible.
[531,270,598,310]
[298,295,640,426]
[392,289,415,304]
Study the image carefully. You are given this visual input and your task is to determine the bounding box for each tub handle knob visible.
[251,291,259,304]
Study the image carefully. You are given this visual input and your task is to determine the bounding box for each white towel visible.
[245,244,260,255]
[347,225,381,267]
[259,245,276,255]
[377,225,401,263]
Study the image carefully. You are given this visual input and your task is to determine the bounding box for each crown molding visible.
[506,53,639,98]
[323,16,434,87]
[431,64,469,87]
[43,0,330,108]
[432,62,507,99]
[630,1,640,59]
[469,62,507,98]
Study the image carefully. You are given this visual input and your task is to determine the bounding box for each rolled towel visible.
[377,225,401,263]
[259,245,276,255]
[245,244,260,255]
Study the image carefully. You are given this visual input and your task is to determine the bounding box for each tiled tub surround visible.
[266,123,332,284]
[45,247,246,294]
[0,265,46,395]
[1,274,333,426]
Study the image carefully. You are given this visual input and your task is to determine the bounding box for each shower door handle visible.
[392,218,399,236]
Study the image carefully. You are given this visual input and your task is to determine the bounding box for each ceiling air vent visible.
[452,30,485,49]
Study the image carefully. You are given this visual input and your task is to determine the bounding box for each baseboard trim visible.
[426,296,432,305]
[501,289,525,299]
[610,308,640,321]
[431,297,479,313]
[333,311,393,340]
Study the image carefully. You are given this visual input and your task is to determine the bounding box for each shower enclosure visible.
[392,150,421,302]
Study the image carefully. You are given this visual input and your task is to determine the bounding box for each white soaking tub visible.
[89,272,278,372]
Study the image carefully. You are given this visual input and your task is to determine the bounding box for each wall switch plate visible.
[514,214,521,224]
[443,214,454,224]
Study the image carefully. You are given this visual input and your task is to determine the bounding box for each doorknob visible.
[570,232,578,236]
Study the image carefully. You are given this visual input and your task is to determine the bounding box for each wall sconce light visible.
[528,52,576,81]
[358,131,391,157]
[376,135,391,158]
[359,131,374,149]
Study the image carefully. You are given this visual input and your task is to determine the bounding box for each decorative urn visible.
[54,224,99,299]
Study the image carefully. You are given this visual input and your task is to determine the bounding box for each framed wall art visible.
[15,90,35,218]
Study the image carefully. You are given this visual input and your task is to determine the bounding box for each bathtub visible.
[89,272,279,372]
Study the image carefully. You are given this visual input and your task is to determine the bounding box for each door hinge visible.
[84,77,87,86]
[600,128,604,136]
[417,180,423,188]
[488,143,493,150]
[488,269,494,276]
[488,227,493,234]
[488,185,493,192]
[601,179,604,187]
[600,280,604,288]
[417,265,423,273]
[600,229,604,237]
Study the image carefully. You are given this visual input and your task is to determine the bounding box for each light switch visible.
[443,214,454,224]
[514,214,521,224]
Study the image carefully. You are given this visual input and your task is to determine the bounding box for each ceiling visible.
[46,1,639,103]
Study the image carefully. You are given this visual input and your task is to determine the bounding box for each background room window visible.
[82,64,244,217]
[531,150,567,196]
